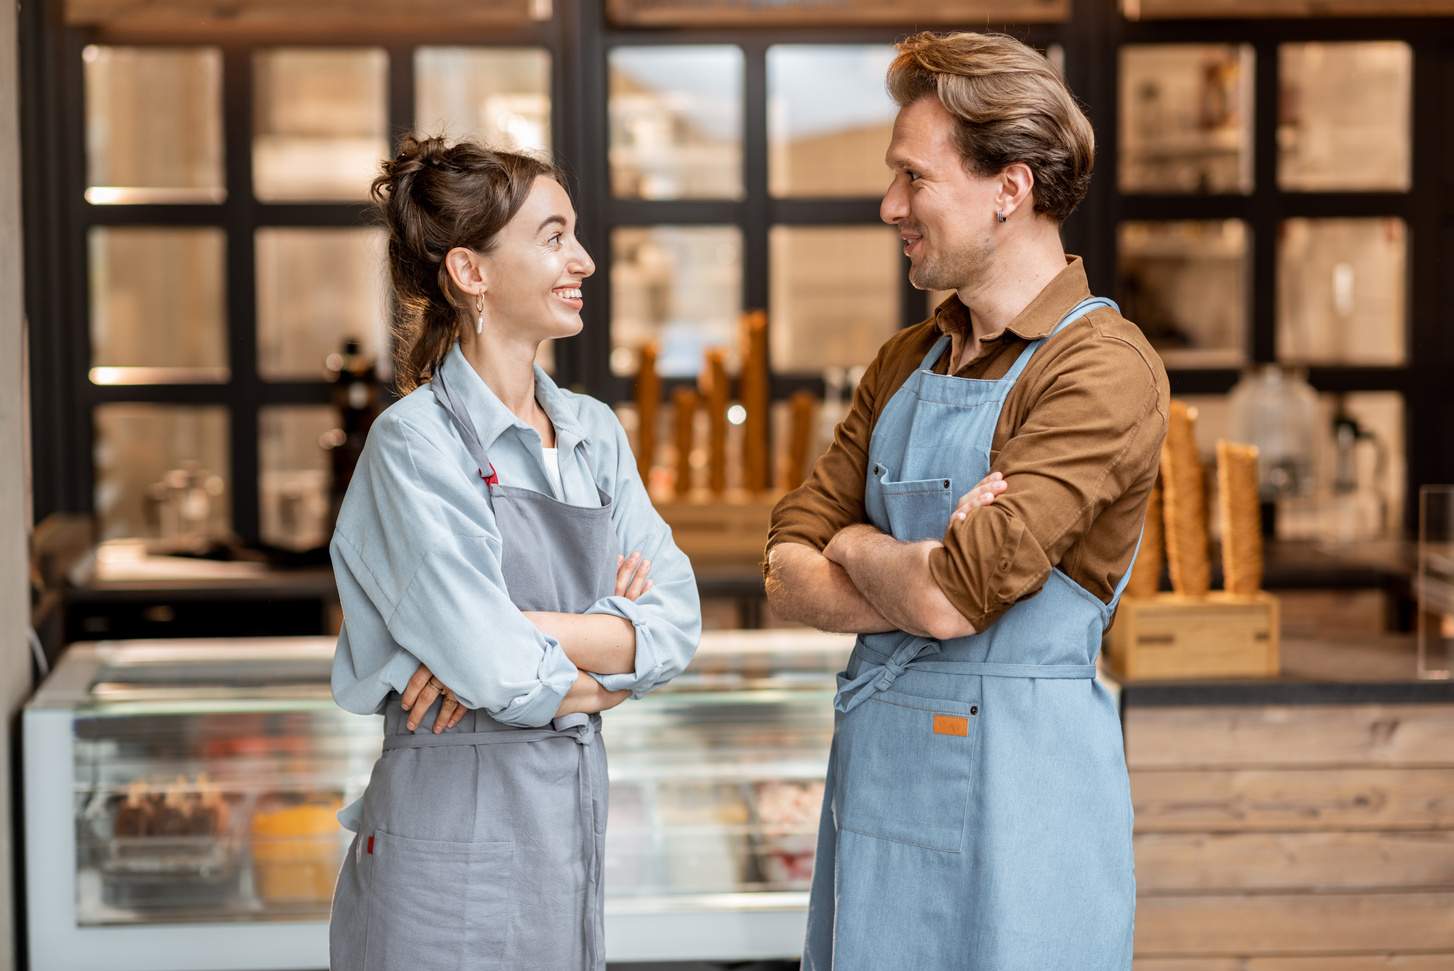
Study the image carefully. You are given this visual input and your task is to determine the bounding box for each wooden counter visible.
[1117,636,1454,968]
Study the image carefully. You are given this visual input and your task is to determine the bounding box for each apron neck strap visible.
[918,296,1119,380]
[919,334,953,371]
[430,365,497,505]
[999,296,1120,386]
[1109,521,1145,605]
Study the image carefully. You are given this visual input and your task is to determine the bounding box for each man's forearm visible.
[828,526,977,641]
[764,542,895,634]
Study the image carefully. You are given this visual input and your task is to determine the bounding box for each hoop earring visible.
[995,210,1007,224]
[475,292,484,334]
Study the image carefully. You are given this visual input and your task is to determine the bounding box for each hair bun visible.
[380,135,452,189]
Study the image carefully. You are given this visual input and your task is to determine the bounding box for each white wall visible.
[0,0,33,964]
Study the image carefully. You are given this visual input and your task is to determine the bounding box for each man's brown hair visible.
[887,31,1095,221]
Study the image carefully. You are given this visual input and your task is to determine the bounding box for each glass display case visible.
[25,630,852,969]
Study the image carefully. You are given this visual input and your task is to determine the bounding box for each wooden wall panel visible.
[1125,705,1454,770]
[1131,767,1454,831]
[1133,956,1454,971]
[1134,892,1454,955]
[1126,702,1454,963]
[1134,830,1454,890]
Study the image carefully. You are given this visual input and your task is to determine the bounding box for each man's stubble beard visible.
[907,231,994,294]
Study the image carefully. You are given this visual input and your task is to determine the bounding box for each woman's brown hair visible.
[371,136,563,392]
[887,32,1095,222]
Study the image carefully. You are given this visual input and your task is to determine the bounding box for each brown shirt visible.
[766,257,1170,632]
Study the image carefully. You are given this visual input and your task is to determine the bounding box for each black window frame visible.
[22,0,1454,543]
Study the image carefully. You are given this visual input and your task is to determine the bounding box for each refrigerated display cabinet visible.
[24,630,852,969]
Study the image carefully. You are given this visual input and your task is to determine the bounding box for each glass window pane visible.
[83,46,224,204]
[767,45,898,198]
[260,405,335,551]
[769,225,901,373]
[611,226,742,377]
[1277,217,1406,366]
[94,404,230,543]
[253,48,389,202]
[609,46,743,200]
[1117,219,1248,369]
[1119,44,1254,195]
[89,227,228,383]
[415,47,551,153]
[256,228,389,381]
[1278,42,1411,192]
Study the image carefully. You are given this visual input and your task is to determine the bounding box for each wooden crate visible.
[1107,591,1279,681]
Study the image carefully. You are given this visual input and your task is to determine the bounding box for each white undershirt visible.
[541,447,563,500]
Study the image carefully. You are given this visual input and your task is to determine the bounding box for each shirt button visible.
[970,706,978,716]
[998,560,1011,572]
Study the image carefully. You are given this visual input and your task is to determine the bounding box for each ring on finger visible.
[428,678,446,693]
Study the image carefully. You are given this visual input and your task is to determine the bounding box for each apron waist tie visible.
[381,713,598,750]
[834,647,1097,713]
[834,638,939,713]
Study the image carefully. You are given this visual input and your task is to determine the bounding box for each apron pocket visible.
[877,472,954,544]
[364,829,514,970]
[833,685,978,852]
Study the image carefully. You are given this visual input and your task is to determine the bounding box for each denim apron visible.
[329,366,615,971]
[803,298,1138,971]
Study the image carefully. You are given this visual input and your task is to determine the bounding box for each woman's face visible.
[482,177,596,342]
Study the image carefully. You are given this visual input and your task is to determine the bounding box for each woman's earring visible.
[995,210,1007,223]
[475,292,484,334]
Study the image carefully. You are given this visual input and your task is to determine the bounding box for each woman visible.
[328,136,700,970]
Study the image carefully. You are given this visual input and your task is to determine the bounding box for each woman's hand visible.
[404,553,651,730]
[614,552,653,600]
[401,663,467,733]
[946,472,1007,538]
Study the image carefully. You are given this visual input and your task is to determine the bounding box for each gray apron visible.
[329,366,617,971]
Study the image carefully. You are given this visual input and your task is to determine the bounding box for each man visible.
[765,32,1169,970]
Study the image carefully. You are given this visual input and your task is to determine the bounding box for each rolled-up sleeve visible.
[330,414,578,727]
[928,332,1167,632]
[582,408,700,697]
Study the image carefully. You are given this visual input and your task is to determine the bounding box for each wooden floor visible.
[1126,703,1454,968]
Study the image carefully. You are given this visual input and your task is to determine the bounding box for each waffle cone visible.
[1161,400,1210,597]
[1217,440,1264,595]
[1125,479,1164,599]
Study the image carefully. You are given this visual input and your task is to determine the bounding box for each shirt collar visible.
[934,255,1094,345]
[437,342,590,452]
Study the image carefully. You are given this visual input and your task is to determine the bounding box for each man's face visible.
[881,96,1002,293]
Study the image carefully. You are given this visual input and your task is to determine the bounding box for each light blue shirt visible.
[330,343,701,728]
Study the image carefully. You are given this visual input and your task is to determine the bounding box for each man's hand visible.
[949,472,1007,538]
